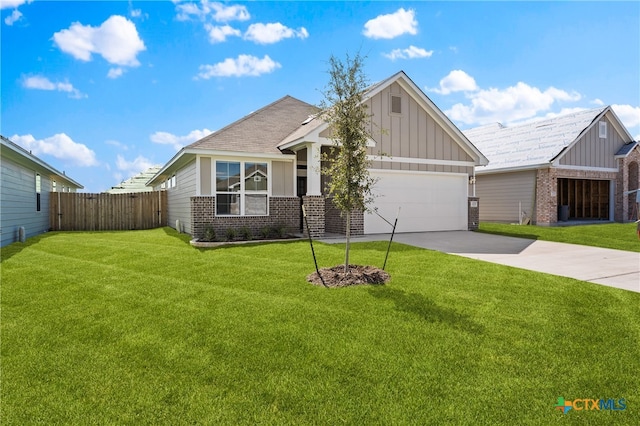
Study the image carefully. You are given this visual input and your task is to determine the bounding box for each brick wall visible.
[536,167,620,225]
[301,196,325,238]
[191,196,300,239]
[618,149,640,221]
[468,197,479,230]
[324,197,364,235]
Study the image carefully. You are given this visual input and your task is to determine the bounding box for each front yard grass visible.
[1,228,639,424]
[478,222,640,252]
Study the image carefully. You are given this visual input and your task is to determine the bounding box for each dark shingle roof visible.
[615,141,638,156]
[187,95,319,154]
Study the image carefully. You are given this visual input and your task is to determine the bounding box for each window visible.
[52,180,57,192]
[35,173,41,212]
[216,161,268,216]
[599,121,607,138]
[170,174,177,188]
[390,94,402,114]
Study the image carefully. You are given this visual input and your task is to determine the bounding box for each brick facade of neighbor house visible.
[324,197,364,235]
[301,195,325,238]
[535,167,623,226]
[468,197,479,230]
[191,196,300,240]
[616,150,640,222]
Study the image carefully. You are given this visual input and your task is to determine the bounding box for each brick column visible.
[302,195,325,238]
[468,197,479,230]
[325,197,364,235]
[535,168,558,226]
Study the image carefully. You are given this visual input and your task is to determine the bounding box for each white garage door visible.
[364,170,468,234]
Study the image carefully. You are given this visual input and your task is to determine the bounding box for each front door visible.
[297,177,307,231]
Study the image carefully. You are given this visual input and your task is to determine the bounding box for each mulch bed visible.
[307,264,390,288]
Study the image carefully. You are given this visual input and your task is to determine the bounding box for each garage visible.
[364,170,469,234]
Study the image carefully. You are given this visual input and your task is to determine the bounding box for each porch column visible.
[306,143,322,196]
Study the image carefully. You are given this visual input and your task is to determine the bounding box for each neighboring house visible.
[106,165,162,194]
[465,107,639,225]
[148,71,488,239]
[1,135,83,247]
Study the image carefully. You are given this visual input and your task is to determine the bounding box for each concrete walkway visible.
[320,231,640,293]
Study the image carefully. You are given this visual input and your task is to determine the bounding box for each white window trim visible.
[599,121,607,139]
[214,158,271,217]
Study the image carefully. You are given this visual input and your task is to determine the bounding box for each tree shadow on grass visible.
[369,286,484,335]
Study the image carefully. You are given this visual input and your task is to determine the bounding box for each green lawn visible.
[1,228,639,424]
[478,222,640,252]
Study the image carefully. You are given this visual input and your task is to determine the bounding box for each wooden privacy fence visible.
[50,191,167,231]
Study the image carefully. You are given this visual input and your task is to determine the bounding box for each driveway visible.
[322,231,640,293]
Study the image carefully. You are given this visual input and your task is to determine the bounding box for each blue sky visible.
[2,0,639,193]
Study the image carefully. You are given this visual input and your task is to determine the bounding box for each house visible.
[464,107,639,225]
[105,165,162,194]
[147,71,488,239]
[1,135,83,247]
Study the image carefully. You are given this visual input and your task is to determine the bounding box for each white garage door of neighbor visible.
[364,171,468,234]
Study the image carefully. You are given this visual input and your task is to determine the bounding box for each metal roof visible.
[464,107,608,172]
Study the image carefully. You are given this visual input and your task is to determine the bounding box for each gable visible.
[365,81,474,163]
[557,111,632,168]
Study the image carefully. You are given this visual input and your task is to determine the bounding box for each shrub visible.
[239,226,252,241]
[202,225,216,242]
[274,224,287,239]
[225,228,237,242]
[260,226,272,239]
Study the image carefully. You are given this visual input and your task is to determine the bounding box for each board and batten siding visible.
[476,170,537,223]
[1,157,51,246]
[167,159,196,234]
[559,115,626,168]
[362,82,473,174]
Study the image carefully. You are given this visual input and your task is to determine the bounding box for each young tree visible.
[319,53,376,273]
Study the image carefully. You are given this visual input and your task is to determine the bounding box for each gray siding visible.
[364,82,473,172]
[1,158,52,246]
[560,115,626,168]
[168,160,196,234]
[476,170,537,223]
[271,160,294,196]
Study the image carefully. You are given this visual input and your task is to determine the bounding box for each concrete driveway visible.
[324,231,640,293]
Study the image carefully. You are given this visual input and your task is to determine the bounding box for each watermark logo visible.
[555,397,626,414]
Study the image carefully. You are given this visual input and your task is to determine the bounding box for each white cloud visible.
[612,104,640,130]
[0,0,31,10]
[176,1,250,22]
[591,98,605,106]
[150,128,213,151]
[107,67,125,79]
[106,140,129,150]
[4,9,21,25]
[130,9,142,18]
[22,75,87,99]
[196,54,281,79]
[429,70,478,95]
[447,81,582,125]
[244,22,308,44]
[363,8,418,39]
[384,45,432,61]
[205,24,240,43]
[11,133,98,166]
[53,15,146,67]
[115,154,154,175]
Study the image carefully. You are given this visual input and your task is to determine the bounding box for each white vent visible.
[599,121,607,138]
[390,95,402,114]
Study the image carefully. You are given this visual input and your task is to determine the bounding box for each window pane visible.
[245,194,267,215]
[245,162,268,191]
[216,194,240,215]
[216,161,241,192]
